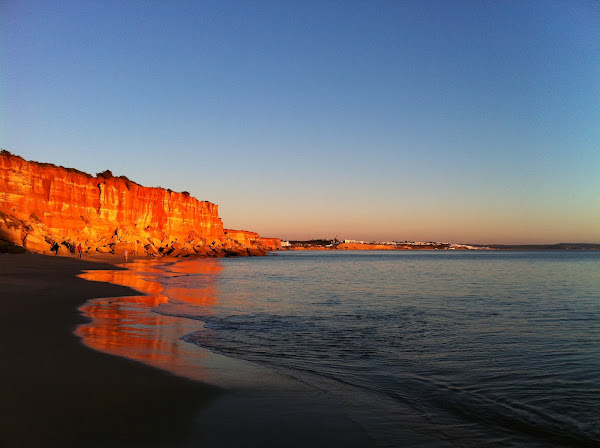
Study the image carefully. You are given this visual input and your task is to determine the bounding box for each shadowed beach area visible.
[0,253,375,447]
[0,253,221,447]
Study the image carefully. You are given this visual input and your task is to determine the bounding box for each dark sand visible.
[0,253,220,448]
[0,253,374,447]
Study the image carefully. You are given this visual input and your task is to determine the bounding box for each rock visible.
[144,244,158,256]
[0,151,281,257]
[114,241,138,255]
[247,248,267,256]
[23,233,51,253]
[223,229,260,245]
[0,240,27,253]
[0,216,27,246]
[259,237,282,251]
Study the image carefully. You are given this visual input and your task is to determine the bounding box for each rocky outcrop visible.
[223,229,261,246]
[222,230,283,255]
[0,150,280,257]
[258,237,283,251]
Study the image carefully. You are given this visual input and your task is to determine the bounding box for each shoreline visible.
[0,252,221,448]
[1,252,376,447]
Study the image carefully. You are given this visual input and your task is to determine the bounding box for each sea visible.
[77,250,600,447]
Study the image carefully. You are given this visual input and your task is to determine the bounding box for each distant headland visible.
[0,150,281,257]
[281,239,600,251]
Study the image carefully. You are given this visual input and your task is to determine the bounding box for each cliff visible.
[0,151,280,257]
[222,230,283,255]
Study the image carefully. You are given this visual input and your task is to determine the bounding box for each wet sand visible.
[0,253,221,448]
[0,252,374,447]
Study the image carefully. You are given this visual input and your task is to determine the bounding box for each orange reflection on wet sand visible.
[76,258,224,383]
[166,259,224,275]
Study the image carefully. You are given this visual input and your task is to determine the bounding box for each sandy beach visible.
[0,253,221,447]
[0,252,374,447]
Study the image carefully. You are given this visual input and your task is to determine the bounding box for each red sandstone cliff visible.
[0,151,280,257]
[222,229,283,254]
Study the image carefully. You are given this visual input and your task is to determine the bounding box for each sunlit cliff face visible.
[0,151,281,256]
[76,259,223,382]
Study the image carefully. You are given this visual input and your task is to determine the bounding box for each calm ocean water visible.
[79,251,600,446]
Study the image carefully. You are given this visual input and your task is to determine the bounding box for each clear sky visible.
[2,1,599,244]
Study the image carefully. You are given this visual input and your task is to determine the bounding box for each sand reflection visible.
[160,259,223,313]
[76,259,224,383]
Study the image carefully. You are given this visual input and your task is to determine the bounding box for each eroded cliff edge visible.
[0,150,280,256]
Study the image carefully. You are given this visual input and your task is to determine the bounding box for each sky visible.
[1,0,599,244]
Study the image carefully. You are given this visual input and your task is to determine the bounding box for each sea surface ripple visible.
[87,251,600,446]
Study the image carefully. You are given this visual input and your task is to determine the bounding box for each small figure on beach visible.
[51,242,59,256]
[124,249,128,262]
[77,244,82,259]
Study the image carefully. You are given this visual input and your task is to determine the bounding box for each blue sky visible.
[2,1,599,243]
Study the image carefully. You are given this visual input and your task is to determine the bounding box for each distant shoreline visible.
[476,243,600,250]
[283,241,600,251]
